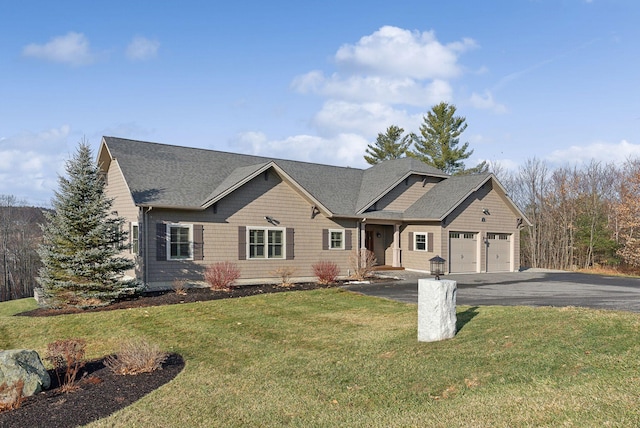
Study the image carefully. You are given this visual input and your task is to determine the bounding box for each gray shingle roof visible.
[101,137,502,221]
[102,137,364,213]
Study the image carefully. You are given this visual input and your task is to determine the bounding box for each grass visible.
[2,289,640,427]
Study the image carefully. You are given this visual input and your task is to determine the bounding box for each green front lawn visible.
[2,289,640,427]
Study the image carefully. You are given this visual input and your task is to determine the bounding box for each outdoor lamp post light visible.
[429,255,445,280]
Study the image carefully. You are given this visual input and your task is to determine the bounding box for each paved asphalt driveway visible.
[343,269,640,312]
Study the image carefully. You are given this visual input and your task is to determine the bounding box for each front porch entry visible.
[361,223,401,268]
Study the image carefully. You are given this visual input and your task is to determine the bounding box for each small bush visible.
[204,262,241,290]
[312,261,340,285]
[348,249,377,281]
[0,380,25,412]
[45,339,86,392]
[270,266,296,287]
[104,338,169,375]
[172,279,188,295]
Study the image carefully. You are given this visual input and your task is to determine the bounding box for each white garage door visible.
[449,232,477,273]
[486,233,511,272]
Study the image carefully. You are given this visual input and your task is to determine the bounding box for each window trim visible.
[329,229,345,250]
[166,223,194,261]
[414,232,428,251]
[247,226,286,260]
[131,222,139,255]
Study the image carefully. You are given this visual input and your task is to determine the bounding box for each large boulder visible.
[0,349,51,401]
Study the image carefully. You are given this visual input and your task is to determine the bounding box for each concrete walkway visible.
[343,269,640,312]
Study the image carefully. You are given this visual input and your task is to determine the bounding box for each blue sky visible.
[1,0,639,206]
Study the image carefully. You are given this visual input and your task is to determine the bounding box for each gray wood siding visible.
[375,175,440,211]
[443,181,521,272]
[104,159,140,277]
[144,170,358,286]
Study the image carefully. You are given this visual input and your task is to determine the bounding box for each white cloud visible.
[312,100,419,138]
[547,139,640,165]
[290,25,494,143]
[334,26,477,79]
[0,126,72,205]
[468,90,507,113]
[292,73,452,107]
[126,36,160,61]
[22,32,96,66]
[233,131,370,168]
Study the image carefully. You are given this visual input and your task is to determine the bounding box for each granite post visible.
[418,279,457,342]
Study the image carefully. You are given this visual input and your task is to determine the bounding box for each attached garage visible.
[486,233,511,272]
[449,232,478,273]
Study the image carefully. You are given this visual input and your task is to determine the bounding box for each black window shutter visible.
[345,230,352,250]
[408,232,413,251]
[193,224,204,260]
[322,229,329,250]
[428,232,434,253]
[286,228,294,260]
[156,223,166,261]
[238,226,246,260]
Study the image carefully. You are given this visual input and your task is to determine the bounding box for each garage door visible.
[449,232,477,273]
[486,233,511,272]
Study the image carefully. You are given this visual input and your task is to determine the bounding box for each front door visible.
[365,231,374,253]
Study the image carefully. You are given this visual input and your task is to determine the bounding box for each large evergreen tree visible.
[364,125,411,165]
[409,102,486,175]
[37,142,140,308]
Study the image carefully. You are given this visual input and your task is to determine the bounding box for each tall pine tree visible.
[410,102,486,175]
[37,142,140,308]
[364,125,411,165]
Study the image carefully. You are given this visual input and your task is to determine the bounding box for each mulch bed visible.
[18,281,342,317]
[1,281,348,426]
[0,354,184,428]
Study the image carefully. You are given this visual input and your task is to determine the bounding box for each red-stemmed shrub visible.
[45,339,86,392]
[204,261,241,291]
[312,261,340,284]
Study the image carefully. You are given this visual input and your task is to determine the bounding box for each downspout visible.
[144,206,153,288]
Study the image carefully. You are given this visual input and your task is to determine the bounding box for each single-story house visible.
[98,136,531,289]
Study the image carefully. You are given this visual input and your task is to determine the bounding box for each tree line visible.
[0,195,46,301]
[496,158,640,272]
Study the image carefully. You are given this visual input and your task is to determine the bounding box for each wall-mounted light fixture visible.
[482,208,490,215]
[264,216,280,226]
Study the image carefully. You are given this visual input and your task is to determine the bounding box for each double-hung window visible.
[248,228,284,259]
[414,232,427,251]
[131,222,139,255]
[167,224,193,260]
[329,229,344,250]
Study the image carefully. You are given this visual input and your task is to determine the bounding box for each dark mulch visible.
[2,281,350,426]
[0,354,184,428]
[18,281,342,317]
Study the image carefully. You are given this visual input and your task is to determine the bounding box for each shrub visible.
[270,266,296,287]
[312,261,340,285]
[0,380,25,412]
[204,262,241,290]
[172,279,188,296]
[45,339,86,392]
[104,338,169,375]
[348,249,377,281]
